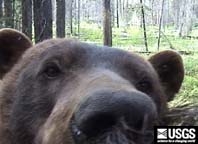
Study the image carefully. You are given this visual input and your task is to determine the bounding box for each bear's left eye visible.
[43,64,62,79]
[136,80,152,93]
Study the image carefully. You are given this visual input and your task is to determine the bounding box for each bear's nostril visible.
[79,113,117,137]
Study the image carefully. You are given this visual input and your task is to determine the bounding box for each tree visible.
[172,0,180,29]
[73,0,77,35]
[116,0,119,28]
[178,0,196,37]
[151,0,155,25]
[56,0,66,38]
[4,0,14,28]
[111,0,115,27]
[140,0,148,51]
[33,0,53,43]
[157,0,165,51]
[69,0,73,35]
[0,0,3,18]
[77,0,80,37]
[22,0,32,40]
[103,0,112,46]
[0,0,3,27]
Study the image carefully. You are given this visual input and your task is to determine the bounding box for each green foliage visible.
[78,22,103,44]
[184,54,198,77]
[170,54,198,107]
[77,24,198,52]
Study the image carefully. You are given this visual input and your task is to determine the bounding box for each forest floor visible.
[170,53,198,107]
[68,23,198,107]
[70,22,198,53]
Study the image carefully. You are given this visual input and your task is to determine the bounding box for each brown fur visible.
[149,50,184,101]
[0,28,32,79]
[0,29,184,144]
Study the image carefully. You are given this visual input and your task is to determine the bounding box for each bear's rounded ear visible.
[0,28,32,79]
[149,50,184,102]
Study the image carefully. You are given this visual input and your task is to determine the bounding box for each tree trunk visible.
[72,0,76,35]
[122,0,125,17]
[56,0,66,38]
[0,0,3,27]
[22,0,32,40]
[157,0,165,51]
[12,0,15,28]
[69,0,73,35]
[173,0,180,30]
[4,0,14,28]
[33,0,53,43]
[178,0,195,37]
[140,0,148,52]
[77,0,80,37]
[111,0,115,27]
[116,0,119,28]
[0,0,2,17]
[151,0,155,25]
[119,0,123,21]
[103,0,112,46]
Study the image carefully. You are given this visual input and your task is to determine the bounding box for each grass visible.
[67,23,198,106]
[69,23,198,53]
[170,54,198,107]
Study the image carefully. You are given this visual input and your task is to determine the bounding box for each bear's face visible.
[0,29,184,144]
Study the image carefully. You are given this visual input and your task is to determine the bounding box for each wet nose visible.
[74,90,157,138]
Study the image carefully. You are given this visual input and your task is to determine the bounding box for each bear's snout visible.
[73,90,157,139]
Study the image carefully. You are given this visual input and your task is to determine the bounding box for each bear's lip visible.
[70,119,154,144]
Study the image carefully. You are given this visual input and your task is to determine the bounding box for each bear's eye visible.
[136,80,152,93]
[43,64,62,78]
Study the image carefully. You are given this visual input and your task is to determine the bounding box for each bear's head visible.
[0,29,184,144]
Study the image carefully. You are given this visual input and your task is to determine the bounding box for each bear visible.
[0,29,184,144]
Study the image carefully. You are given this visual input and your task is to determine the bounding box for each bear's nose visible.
[74,90,157,138]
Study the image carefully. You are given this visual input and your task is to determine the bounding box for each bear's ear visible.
[148,50,184,102]
[0,28,32,79]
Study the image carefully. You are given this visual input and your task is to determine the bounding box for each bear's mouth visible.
[70,118,154,144]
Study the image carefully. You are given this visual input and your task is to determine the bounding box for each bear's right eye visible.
[43,63,62,79]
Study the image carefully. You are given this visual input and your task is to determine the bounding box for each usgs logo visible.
[154,126,197,144]
[168,128,195,139]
